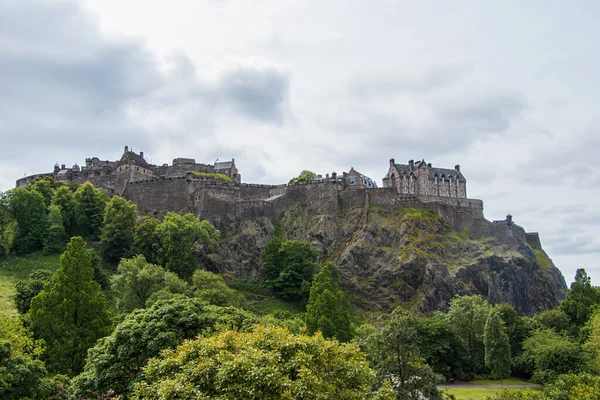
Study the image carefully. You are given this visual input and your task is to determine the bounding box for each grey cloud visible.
[217,64,290,124]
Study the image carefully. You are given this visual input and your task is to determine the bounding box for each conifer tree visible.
[306,262,354,342]
[484,308,511,381]
[100,196,137,262]
[73,182,106,240]
[43,205,67,254]
[29,236,111,374]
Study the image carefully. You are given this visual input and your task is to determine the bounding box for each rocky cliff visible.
[213,204,567,315]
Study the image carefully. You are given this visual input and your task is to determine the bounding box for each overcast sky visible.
[1,0,599,284]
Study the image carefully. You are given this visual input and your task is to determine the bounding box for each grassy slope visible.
[0,252,61,314]
[443,378,541,399]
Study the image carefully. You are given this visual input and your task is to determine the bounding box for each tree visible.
[154,212,220,279]
[533,309,572,334]
[110,255,190,313]
[484,308,511,381]
[9,188,48,254]
[27,177,56,207]
[73,182,106,240]
[132,217,160,263]
[132,325,376,400]
[0,312,56,399]
[496,303,533,361]
[71,298,256,397]
[29,236,111,374]
[305,262,354,342]
[518,328,589,384]
[100,196,137,262]
[192,269,244,307]
[446,295,492,376]
[263,239,317,301]
[14,269,53,315]
[362,308,443,400]
[288,170,317,184]
[0,191,17,257]
[51,185,76,235]
[560,269,600,328]
[43,204,68,254]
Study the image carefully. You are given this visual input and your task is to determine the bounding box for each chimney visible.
[140,151,144,159]
[455,164,460,172]
[389,158,395,166]
[409,159,414,169]
[124,145,129,153]
[61,164,66,169]
[427,163,432,168]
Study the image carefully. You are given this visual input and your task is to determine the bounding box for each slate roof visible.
[119,151,152,169]
[214,160,234,170]
[392,160,466,181]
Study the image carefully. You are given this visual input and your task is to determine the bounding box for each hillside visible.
[216,205,567,315]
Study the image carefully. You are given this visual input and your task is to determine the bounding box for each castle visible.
[16,146,542,250]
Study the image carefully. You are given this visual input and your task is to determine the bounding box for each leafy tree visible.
[110,255,190,313]
[132,217,160,263]
[154,212,220,279]
[100,196,137,262]
[29,236,111,374]
[0,312,56,399]
[584,309,600,369]
[73,182,106,240]
[9,188,48,254]
[446,295,492,376]
[533,309,573,334]
[43,204,68,254]
[0,191,17,257]
[27,177,56,207]
[71,297,256,397]
[263,239,317,301]
[518,328,589,384]
[496,303,534,360]
[484,308,511,380]
[363,308,443,399]
[261,229,283,283]
[192,269,244,307]
[288,170,317,184]
[560,269,600,328]
[14,269,53,314]
[416,313,467,379]
[51,185,76,235]
[132,325,376,400]
[305,262,354,342]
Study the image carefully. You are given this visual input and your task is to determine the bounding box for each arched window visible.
[391,173,396,186]
[434,175,438,184]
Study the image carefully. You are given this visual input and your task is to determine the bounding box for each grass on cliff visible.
[0,252,61,314]
[535,248,551,270]
[192,172,234,183]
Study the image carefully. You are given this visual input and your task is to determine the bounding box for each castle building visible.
[382,158,466,198]
[344,167,378,189]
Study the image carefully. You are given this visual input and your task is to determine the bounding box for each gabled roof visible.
[214,160,234,170]
[391,160,466,181]
[119,151,152,169]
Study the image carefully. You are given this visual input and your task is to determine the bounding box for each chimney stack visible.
[455,165,460,172]
[389,158,395,166]
[409,159,414,169]
[140,151,144,159]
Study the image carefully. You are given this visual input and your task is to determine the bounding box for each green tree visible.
[192,269,244,307]
[484,308,511,381]
[0,312,56,399]
[263,239,317,301]
[518,328,589,384]
[0,191,17,257]
[305,262,354,342]
[9,188,48,254]
[446,295,492,375]
[73,182,106,240]
[14,269,53,315]
[43,204,68,254]
[51,185,76,235]
[27,177,56,207]
[154,212,220,279]
[110,255,190,313]
[533,309,573,334]
[71,297,256,397]
[100,196,137,262]
[29,236,111,374]
[363,308,443,399]
[132,217,160,263]
[560,269,600,328]
[288,170,317,184]
[496,303,534,361]
[132,325,375,400]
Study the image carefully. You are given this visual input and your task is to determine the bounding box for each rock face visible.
[216,204,567,315]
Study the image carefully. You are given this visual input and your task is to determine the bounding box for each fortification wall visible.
[125,177,190,212]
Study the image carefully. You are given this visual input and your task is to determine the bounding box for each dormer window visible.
[434,176,438,184]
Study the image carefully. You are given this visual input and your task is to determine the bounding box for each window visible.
[453,190,457,196]
[391,173,396,186]
[446,189,450,196]
[403,175,407,182]
[439,188,442,195]
[349,176,357,185]
[434,176,438,184]
[410,186,414,192]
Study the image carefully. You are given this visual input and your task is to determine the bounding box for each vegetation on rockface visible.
[288,169,317,184]
[132,325,376,400]
[192,171,234,182]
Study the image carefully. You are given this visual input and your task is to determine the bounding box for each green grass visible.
[249,298,305,315]
[0,252,61,314]
[534,249,551,270]
[443,387,529,399]
[473,377,529,385]
[192,172,234,183]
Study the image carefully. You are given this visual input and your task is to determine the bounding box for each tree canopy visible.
[100,195,137,262]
